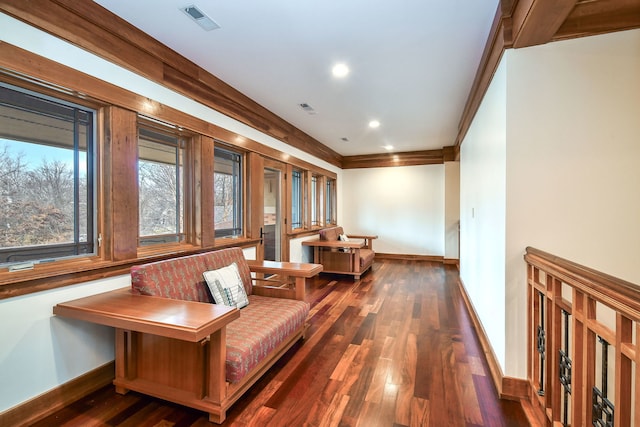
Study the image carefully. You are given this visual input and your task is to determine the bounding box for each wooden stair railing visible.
[524,247,640,427]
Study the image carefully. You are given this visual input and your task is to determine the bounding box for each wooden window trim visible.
[289,166,306,233]
[0,240,261,300]
[213,143,245,239]
[325,177,337,226]
[136,118,194,250]
[0,43,338,299]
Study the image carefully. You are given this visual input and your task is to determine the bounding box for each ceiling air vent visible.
[182,5,221,31]
[299,103,316,115]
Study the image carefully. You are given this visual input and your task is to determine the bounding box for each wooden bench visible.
[54,248,322,423]
[303,226,377,280]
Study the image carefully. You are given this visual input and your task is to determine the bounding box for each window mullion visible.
[73,108,81,251]
[175,142,181,239]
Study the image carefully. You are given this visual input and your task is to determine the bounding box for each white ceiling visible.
[95,0,499,157]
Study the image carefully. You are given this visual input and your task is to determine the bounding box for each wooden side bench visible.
[54,253,322,423]
[303,226,377,280]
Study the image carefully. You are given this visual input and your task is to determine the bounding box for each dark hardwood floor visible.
[34,260,529,426]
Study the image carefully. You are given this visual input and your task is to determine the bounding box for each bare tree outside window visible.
[214,146,242,238]
[214,172,234,230]
[0,83,94,264]
[137,125,184,246]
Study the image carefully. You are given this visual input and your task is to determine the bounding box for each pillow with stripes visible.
[203,262,249,309]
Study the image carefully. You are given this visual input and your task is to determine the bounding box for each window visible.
[326,177,336,225]
[291,169,304,230]
[310,174,322,227]
[138,124,185,246]
[0,83,96,265]
[214,146,243,238]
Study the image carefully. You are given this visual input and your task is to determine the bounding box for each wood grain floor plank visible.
[243,406,276,427]
[455,361,484,424]
[364,357,392,403]
[330,344,361,381]
[317,393,350,427]
[336,339,372,397]
[395,332,417,426]
[355,401,381,427]
[35,261,529,426]
[381,336,396,360]
[351,312,377,345]
[410,397,430,427]
[468,356,486,376]
[228,379,283,425]
[117,401,168,427]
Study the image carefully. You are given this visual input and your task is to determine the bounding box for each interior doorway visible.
[262,161,285,262]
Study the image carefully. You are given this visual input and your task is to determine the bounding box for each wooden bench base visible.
[113,324,306,423]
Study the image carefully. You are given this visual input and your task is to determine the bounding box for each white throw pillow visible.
[338,234,350,252]
[203,262,249,309]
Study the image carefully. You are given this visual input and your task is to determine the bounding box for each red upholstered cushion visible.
[131,254,211,302]
[225,295,309,383]
[319,226,343,242]
[131,247,252,301]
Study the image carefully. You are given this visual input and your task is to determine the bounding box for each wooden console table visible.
[54,288,238,341]
[246,259,323,300]
[54,288,239,418]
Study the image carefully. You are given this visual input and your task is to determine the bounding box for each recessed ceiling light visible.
[369,120,380,129]
[182,5,221,31]
[383,145,394,151]
[332,63,350,78]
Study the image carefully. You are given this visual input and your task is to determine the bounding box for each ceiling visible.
[94,0,499,157]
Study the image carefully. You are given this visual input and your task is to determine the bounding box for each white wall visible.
[0,276,128,412]
[444,161,460,260]
[341,165,445,256]
[504,28,640,378]
[461,28,640,380]
[0,12,341,413]
[289,235,317,263]
[459,57,507,372]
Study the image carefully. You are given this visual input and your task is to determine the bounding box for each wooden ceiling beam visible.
[342,148,449,169]
[511,0,578,48]
[556,0,640,40]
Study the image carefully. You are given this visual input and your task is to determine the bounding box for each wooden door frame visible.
[258,158,289,261]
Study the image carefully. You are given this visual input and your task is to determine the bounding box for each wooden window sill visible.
[0,240,262,300]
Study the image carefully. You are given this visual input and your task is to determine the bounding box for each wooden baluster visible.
[635,322,640,427]
[558,309,571,427]
[592,336,614,427]
[549,276,562,425]
[537,290,546,396]
[614,314,632,427]
[572,290,586,426]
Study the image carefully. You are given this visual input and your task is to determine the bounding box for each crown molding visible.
[342,146,458,169]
